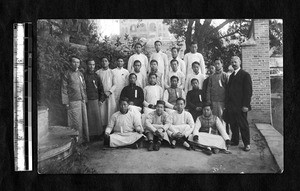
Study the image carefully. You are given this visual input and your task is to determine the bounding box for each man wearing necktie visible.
[225,56,253,151]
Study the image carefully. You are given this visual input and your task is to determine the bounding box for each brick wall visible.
[241,19,272,124]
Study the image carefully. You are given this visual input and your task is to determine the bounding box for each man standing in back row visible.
[184,41,206,77]
[225,56,252,151]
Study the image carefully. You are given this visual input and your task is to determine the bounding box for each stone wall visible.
[241,19,272,124]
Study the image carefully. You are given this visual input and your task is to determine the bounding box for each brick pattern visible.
[242,19,271,124]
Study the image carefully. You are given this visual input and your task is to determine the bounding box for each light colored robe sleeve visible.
[109,70,117,94]
[143,87,149,107]
[145,112,157,132]
[182,90,186,100]
[216,117,230,140]
[179,73,185,89]
[199,54,206,75]
[127,56,134,73]
[193,117,201,136]
[163,54,169,76]
[180,59,186,77]
[184,74,190,92]
[184,54,188,76]
[105,113,117,134]
[132,112,143,132]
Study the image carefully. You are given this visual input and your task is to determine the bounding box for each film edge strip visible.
[13,23,32,171]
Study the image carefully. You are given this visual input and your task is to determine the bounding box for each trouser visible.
[229,111,250,145]
[212,101,225,123]
[68,100,89,144]
[87,99,103,136]
[146,131,163,142]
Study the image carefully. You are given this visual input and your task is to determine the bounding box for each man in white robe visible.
[165,59,185,89]
[169,47,186,76]
[143,73,163,115]
[96,57,117,127]
[188,103,230,155]
[148,40,169,77]
[185,61,206,92]
[132,60,147,88]
[127,43,148,78]
[104,97,145,148]
[184,42,206,76]
[112,58,129,107]
[144,100,171,151]
[167,98,194,150]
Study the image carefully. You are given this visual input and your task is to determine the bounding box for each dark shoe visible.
[153,141,161,151]
[212,148,220,154]
[202,148,212,156]
[244,145,250,151]
[186,146,191,151]
[148,142,154,151]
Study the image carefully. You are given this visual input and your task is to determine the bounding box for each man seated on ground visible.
[144,100,171,151]
[163,76,186,114]
[143,72,163,115]
[188,103,230,155]
[104,97,145,148]
[167,98,195,150]
[186,78,204,122]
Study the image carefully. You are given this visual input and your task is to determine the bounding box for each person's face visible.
[71,57,80,70]
[149,75,157,85]
[117,59,124,68]
[190,44,198,53]
[171,48,178,58]
[214,60,223,71]
[176,100,185,112]
[170,78,178,88]
[192,64,200,73]
[119,101,129,114]
[191,80,199,89]
[135,45,142,54]
[156,104,164,115]
[87,60,95,72]
[203,106,212,117]
[231,58,241,70]
[170,61,178,72]
[102,58,109,68]
[133,62,141,72]
[155,42,162,52]
[209,65,216,75]
[129,74,137,84]
[150,62,158,71]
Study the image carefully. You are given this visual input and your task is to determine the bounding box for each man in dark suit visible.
[225,56,253,151]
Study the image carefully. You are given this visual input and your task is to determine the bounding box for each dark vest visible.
[198,115,218,135]
[167,87,183,105]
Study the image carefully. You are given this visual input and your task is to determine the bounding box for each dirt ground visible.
[77,125,279,174]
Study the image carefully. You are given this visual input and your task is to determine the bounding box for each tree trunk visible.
[184,19,194,54]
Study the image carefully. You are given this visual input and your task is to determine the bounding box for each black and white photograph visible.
[37,19,283,174]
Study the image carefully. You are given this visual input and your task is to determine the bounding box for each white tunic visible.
[167,111,195,137]
[143,84,163,115]
[112,67,129,102]
[127,53,149,77]
[148,51,169,76]
[105,110,144,147]
[168,56,186,77]
[164,70,186,89]
[184,52,206,76]
[185,72,206,92]
[96,68,117,125]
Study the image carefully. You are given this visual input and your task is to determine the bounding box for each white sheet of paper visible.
[199,94,202,102]
[135,90,137,98]
[219,80,223,87]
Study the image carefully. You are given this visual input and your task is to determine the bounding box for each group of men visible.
[61,40,253,155]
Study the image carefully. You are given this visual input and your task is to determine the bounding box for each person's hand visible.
[173,105,177,110]
[104,132,110,139]
[176,132,183,138]
[148,104,153,109]
[193,135,199,142]
[129,101,134,105]
[105,91,112,97]
[242,107,249,112]
[196,107,202,111]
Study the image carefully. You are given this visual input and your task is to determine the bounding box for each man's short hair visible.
[203,102,212,108]
[176,97,186,104]
[231,56,241,63]
[134,42,142,48]
[86,58,94,64]
[170,59,178,65]
[133,60,141,66]
[129,73,137,78]
[191,41,197,45]
[170,75,179,82]
[101,56,109,61]
[171,47,178,52]
[192,61,200,67]
[156,100,165,107]
[70,55,80,62]
[154,40,162,45]
[150,59,158,64]
[191,78,199,84]
[148,72,157,78]
[119,97,129,104]
[117,57,124,61]
[214,57,223,64]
